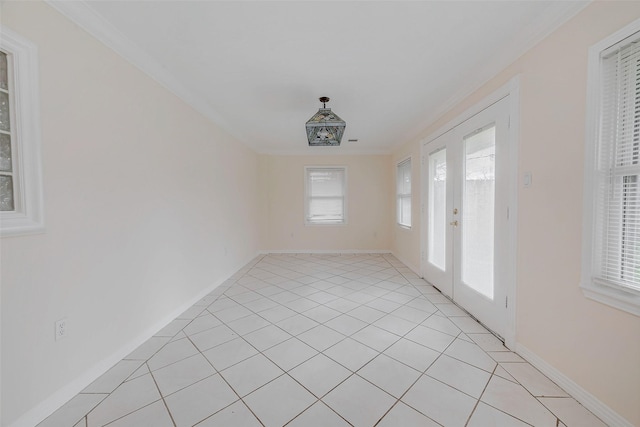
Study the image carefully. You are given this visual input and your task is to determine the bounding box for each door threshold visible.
[430,283,505,344]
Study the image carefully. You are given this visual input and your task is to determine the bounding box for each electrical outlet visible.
[55,318,67,341]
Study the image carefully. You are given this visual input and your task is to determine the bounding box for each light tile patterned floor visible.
[37,254,608,427]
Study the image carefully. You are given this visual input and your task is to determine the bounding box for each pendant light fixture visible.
[305,97,346,146]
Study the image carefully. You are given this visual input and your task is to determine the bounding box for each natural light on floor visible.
[37,254,605,427]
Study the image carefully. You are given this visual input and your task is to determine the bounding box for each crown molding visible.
[391,0,591,154]
[45,0,258,152]
[46,0,590,156]
[258,147,391,156]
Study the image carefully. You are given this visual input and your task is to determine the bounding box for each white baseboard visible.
[259,249,392,255]
[9,252,260,427]
[515,343,633,427]
[258,250,421,277]
[390,251,421,276]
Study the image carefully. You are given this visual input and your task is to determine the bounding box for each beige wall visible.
[262,154,392,252]
[1,2,262,425]
[392,2,640,425]
[4,0,640,426]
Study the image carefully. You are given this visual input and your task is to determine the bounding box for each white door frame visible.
[420,77,520,349]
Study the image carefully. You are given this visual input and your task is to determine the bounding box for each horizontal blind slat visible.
[596,37,640,293]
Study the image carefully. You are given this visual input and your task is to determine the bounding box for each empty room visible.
[1,1,639,426]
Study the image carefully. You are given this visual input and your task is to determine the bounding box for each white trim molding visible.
[391,2,589,154]
[45,0,251,150]
[391,251,420,277]
[258,148,393,156]
[0,27,45,237]
[581,284,640,317]
[420,77,520,350]
[47,1,589,158]
[516,343,634,427]
[304,166,348,226]
[260,250,392,255]
[396,156,412,228]
[581,17,640,317]
[505,76,520,350]
[8,251,261,427]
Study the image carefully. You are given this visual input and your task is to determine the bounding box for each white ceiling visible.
[49,1,589,154]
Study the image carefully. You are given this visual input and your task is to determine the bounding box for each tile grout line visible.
[463,364,496,427]
[147,361,178,427]
[182,316,268,427]
[226,254,478,425]
[471,373,537,426]
[45,253,597,427]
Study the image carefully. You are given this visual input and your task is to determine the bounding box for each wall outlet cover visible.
[55,318,67,341]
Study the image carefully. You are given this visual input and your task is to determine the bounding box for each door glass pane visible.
[428,148,447,270]
[462,125,495,299]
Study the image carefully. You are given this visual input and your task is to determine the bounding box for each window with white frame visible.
[582,19,640,316]
[305,167,346,225]
[0,27,44,236]
[0,28,44,237]
[397,158,411,227]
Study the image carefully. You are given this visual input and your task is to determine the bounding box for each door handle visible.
[450,220,459,227]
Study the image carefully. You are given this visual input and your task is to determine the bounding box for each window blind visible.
[306,167,345,224]
[397,158,411,227]
[596,35,640,293]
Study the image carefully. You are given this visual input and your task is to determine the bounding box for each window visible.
[0,51,13,211]
[397,158,411,227]
[0,28,44,237]
[582,19,640,316]
[305,167,346,225]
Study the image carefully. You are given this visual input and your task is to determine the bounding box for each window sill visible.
[580,281,640,317]
[397,224,412,230]
[1,210,45,237]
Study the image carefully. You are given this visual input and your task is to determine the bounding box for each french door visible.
[423,97,510,339]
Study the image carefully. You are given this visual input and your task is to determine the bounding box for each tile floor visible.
[37,254,608,427]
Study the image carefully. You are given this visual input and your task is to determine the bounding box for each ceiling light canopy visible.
[305,97,346,146]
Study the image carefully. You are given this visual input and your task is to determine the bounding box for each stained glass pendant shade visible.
[306,97,346,146]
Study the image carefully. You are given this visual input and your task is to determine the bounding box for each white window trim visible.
[581,17,640,317]
[396,156,412,229]
[304,166,347,226]
[0,27,44,237]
